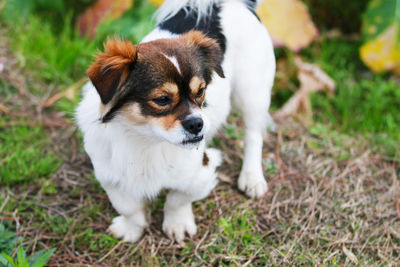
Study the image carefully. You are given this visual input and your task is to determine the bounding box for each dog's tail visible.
[156,0,261,24]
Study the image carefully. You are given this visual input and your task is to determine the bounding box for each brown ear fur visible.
[181,31,225,79]
[87,39,137,104]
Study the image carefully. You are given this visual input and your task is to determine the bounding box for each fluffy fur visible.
[76,0,275,243]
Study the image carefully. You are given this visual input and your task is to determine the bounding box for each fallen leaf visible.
[218,173,234,184]
[361,26,400,74]
[0,103,9,114]
[77,0,133,38]
[42,78,88,108]
[257,0,318,52]
[360,0,400,74]
[274,57,335,124]
[294,57,336,93]
[148,0,164,6]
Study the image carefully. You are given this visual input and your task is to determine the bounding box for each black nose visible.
[182,117,203,135]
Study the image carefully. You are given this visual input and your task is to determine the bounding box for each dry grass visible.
[1,116,400,266]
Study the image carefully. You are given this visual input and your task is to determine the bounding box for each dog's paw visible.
[108,216,144,243]
[163,208,197,243]
[238,171,268,199]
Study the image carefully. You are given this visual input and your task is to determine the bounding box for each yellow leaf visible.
[148,0,164,7]
[360,25,400,74]
[257,0,318,52]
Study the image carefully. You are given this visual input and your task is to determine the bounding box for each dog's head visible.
[88,31,224,146]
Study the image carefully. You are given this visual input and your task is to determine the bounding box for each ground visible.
[2,115,400,265]
[1,7,400,266]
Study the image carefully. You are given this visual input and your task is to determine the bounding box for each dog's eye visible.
[152,96,172,106]
[196,88,205,99]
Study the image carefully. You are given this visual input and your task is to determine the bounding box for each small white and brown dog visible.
[76,0,275,243]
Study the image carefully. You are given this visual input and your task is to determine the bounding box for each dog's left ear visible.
[181,31,225,80]
[87,38,137,105]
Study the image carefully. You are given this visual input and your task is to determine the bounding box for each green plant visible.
[0,224,20,255]
[1,0,94,30]
[0,246,55,267]
[0,224,55,267]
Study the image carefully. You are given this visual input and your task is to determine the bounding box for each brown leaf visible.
[0,103,9,114]
[274,57,336,124]
[294,57,336,93]
[77,0,133,39]
[257,0,318,52]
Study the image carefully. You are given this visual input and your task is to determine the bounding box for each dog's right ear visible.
[87,39,137,105]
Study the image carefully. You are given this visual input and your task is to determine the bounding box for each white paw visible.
[108,216,144,243]
[238,171,268,199]
[163,207,197,243]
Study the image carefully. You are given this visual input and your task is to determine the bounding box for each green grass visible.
[309,39,400,157]
[1,15,96,86]
[273,38,400,157]
[0,0,156,88]
[0,0,156,116]
[0,118,61,184]
[306,39,400,138]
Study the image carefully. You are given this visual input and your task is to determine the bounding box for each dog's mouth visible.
[182,135,204,145]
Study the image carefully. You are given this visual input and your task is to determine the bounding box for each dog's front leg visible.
[163,148,221,242]
[104,186,148,243]
[163,190,197,243]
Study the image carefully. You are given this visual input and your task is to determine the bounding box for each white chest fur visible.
[76,84,207,199]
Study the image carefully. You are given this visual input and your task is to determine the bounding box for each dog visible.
[76,0,275,243]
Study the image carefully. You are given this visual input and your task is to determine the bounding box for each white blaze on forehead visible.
[161,53,182,75]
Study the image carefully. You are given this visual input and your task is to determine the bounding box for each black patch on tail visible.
[159,4,227,55]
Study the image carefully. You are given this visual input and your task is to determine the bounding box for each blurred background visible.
[0,0,399,265]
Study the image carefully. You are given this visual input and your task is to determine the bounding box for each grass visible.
[0,118,61,185]
[0,0,156,87]
[306,39,400,139]
[1,15,96,86]
[0,1,399,265]
[1,125,399,265]
[273,38,400,158]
